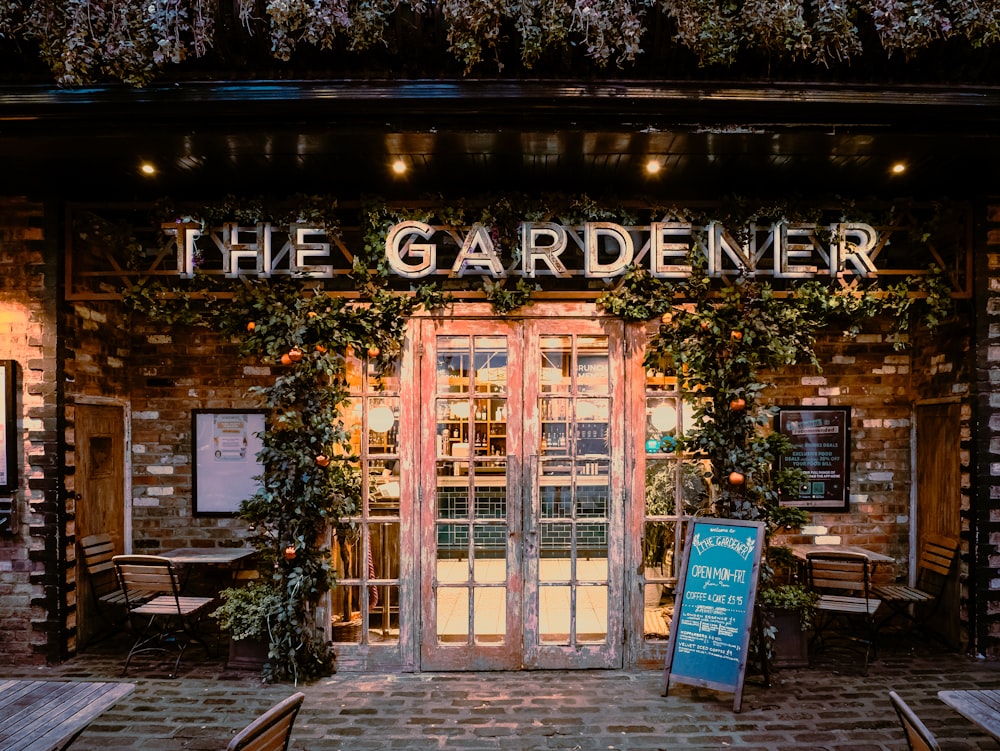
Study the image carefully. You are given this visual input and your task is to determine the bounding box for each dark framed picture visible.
[775,406,852,511]
[192,409,265,516]
[0,361,16,494]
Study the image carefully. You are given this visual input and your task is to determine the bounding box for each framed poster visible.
[0,361,16,494]
[776,406,852,511]
[663,518,765,713]
[192,409,265,516]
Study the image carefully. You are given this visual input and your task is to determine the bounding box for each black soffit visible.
[0,79,997,201]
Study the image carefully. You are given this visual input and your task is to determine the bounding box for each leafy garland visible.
[3,0,1000,85]
[119,194,953,680]
[597,251,952,538]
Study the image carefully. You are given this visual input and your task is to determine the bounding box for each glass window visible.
[332,350,401,645]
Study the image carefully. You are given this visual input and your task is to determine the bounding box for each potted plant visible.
[211,579,280,671]
[757,582,818,669]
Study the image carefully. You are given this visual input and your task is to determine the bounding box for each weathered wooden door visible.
[74,403,127,647]
[915,400,961,648]
[418,317,625,670]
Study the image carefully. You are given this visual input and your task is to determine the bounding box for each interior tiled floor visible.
[435,558,620,642]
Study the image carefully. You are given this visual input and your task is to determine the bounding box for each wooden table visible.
[161,547,257,592]
[161,547,256,565]
[939,689,1000,742]
[0,680,135,751]
[788,543,895,564]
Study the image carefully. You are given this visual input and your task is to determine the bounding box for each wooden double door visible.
[417,317,627,670]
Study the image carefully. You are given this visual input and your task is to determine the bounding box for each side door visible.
[75,403,127,647]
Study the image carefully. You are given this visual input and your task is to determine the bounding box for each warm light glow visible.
[891,162,907,175]
[645,159,662,175]
[139,162,157,176]
[650,403,677,431]
[369,405,396,433]
[391,159,407,175]
[450,402,471,419]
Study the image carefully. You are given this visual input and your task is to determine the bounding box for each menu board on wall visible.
[776,406,852,511]
[663,518,764,713]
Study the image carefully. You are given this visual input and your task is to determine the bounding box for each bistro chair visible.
[807,552,881,674]
[78,533,132,641]
[889,691,942,751]
[874,534,958,638]
[226,692,305,751]
[113,554,214,677]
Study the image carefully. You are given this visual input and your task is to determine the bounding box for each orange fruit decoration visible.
[728,471,745,485]
[284,546,297,561]
[280,353,292,366]
[315,344,327,354]
[729,398,746,411]
[368,346,381,358]
[315,454,330,467]
[731,330,743,341]
[288,347,304,362]
[247,321,256,332]
[660,312,673,325]
[700,320,711,331]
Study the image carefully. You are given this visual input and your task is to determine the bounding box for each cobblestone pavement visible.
[5,632,999,751]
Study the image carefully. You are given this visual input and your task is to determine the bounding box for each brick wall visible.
[769,313,973,627]
[0,198,58,665]
[127,319,268,550]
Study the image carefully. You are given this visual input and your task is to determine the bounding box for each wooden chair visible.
[889,691,942,751]
[807,552,881,674]
[78,533,131,640]
[112,554,214,677]
[226,692,305,751]
[874,534,958,637]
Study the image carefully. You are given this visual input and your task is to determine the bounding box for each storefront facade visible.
[0,78,996,671]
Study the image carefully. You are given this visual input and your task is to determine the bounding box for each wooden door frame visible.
[414,305,632,670]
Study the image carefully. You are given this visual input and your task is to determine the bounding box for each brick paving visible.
[5,632,999,751]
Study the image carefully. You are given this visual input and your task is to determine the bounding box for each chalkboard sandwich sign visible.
[663,518,765,713]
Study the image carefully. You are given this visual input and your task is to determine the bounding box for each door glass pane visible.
[438,587,469,641]
[540,336,571,392]
[437,336,470,394]
[539,585,571,643]
[576,336,609,395]
[474,588,506,644]
[577,585,608,642]
[474,524,507,582]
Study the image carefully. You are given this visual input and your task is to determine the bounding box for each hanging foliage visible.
[3,0,1000,84]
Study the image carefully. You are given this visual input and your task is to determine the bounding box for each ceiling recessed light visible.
[139,162,157,176]
[391,159,407,175]
[645,159,662,175]
[890,162,907,175]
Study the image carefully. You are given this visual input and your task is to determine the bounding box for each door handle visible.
[524,454,538,537]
